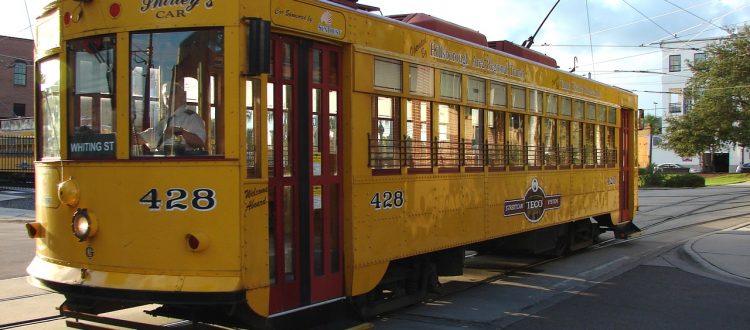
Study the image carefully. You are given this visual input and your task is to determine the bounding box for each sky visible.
[2,0,749,111]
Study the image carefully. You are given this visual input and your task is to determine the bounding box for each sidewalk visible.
[0,207,34,222]
[684,222,750,286]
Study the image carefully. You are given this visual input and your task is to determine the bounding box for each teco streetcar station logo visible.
[504,178,561,223]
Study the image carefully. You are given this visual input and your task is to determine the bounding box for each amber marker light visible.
[25,223,44,239]
[72,208,98,242]
[185,233,210,252]
[58,178,81,207]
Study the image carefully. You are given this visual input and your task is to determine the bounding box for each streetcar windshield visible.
[130,29,224,157]
[67,35,116,159]
[38,58,61,160]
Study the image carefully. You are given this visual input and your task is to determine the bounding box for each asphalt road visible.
[508,264,750,329]
[375,185,750,329]
[0,222,34,279]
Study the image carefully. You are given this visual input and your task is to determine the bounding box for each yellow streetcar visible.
[27,0,639,326]
[0,117,34,181]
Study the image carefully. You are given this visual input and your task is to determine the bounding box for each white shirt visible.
[140,106,206,151]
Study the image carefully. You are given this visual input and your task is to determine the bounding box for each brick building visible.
[0,36,33,118]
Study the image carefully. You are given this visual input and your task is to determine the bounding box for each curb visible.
[682,221,750,286]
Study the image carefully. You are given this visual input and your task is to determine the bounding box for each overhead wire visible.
[621,0,679,40]
[662,0,726,33]
[585,0,596,78]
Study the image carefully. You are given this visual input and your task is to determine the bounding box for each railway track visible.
[391,186,750,324]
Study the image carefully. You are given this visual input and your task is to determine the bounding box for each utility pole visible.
[649,102,657,166]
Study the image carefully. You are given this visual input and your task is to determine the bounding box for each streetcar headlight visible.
[72,208,98,241]
[58,178,81,207]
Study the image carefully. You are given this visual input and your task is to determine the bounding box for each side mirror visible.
[244,18,271,76]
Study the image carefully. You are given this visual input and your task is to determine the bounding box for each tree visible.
[662,25,750,170]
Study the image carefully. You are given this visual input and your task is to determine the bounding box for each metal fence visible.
[0,136,34,182]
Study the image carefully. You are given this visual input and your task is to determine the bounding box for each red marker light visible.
[109,3,121,18]
[187,234,200,250]
[64,12,72,25]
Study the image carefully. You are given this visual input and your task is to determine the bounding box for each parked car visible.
[736,163,750,173]
[655,163,690,174]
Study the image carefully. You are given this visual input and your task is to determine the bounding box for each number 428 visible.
[370,190,404,210]
[139,188,216,211]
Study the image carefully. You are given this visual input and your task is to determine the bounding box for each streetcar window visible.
[543,118,557,166]
[67,35,116,160]
[561,97,572,116]
[129,29,224,158]
[608,107,617,124]
[584,123,596,165]
[467,76,485,104]
[530,90,543,113]
[312,49,322,84]
[38,58,61,160]
[527,115,541,166]
[595,124,604,165]
[546,94,558,115]
[571,122,582,165]
[606,126,616,165]
[440,71,461,100]
[597,104,607,122]
[586,103,596,121]
[409,64,433,97]
[511,86,526,110]
[464,108,484,167]
[487,110,505,167]
[246,79,260,178]
[559,120,570,165]
[406,99,432,169]
[374,57,402,92]
[371,96,400,169]
[508,113,524,166]
[574,100,585,120]
[490,81,507,107]
[437,104,459,167]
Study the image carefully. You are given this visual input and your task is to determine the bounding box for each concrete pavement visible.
[684,222,750,287]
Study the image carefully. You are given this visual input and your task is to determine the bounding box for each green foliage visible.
[638,163,664,187]
[662,25,750,158]
[643,114,662,134]
[663,174,706,188]
[639,164,705,188]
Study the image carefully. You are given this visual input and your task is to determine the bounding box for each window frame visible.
[13,61,27,86]
[669,54,681,72]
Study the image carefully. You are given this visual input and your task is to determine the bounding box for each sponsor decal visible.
[318,11,342,37]
[504,178,561,223]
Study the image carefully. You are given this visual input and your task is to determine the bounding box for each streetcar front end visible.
[27,0,271,321]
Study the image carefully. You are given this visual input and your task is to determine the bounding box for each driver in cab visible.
[135,83,206,155]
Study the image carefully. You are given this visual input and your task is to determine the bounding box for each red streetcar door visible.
[307,43,343,303]
[268,36,343,314]
[619,108,632,221]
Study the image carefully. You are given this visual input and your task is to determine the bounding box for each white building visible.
[650,37,748,173]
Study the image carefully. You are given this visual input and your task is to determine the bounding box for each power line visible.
[621,0,679,40]
[585,0,595,79]
[662,0,726,33]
